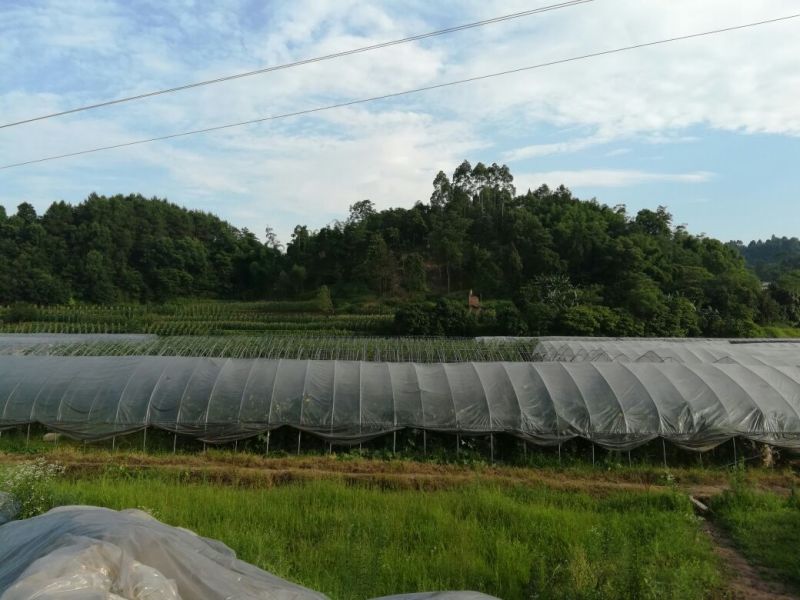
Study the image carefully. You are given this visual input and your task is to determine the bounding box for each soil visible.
[701,519,798,600]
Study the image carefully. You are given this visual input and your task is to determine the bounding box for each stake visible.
[296,430,302,455]
[662,438,667,469]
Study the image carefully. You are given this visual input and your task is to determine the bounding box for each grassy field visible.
[49,471,724,600]
[710,482,800,592]
[4,448,800,598]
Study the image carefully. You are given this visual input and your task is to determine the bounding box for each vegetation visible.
[2,161,794,337]
[0,301,394,336]
[2,333,533,362]
[711,478,800,591]
[41,469,722,600]
[0,457,63,519]
[731,236,800,281]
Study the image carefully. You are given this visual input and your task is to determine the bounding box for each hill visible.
[1,161,797,337]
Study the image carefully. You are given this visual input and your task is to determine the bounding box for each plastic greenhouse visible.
[1,335,800,452]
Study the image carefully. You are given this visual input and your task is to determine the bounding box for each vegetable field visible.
[0,301,395,337]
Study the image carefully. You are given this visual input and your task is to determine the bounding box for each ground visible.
[1,448,799,599]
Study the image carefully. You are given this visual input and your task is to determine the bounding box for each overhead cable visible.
[1,13,797,171]
[0,0,592,129]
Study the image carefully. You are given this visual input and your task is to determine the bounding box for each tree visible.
[264,226,283,251]
[347,200,376,225]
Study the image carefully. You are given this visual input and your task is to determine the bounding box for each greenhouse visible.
[1,334,800,450]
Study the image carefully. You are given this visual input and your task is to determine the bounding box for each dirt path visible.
[701,519,798,600]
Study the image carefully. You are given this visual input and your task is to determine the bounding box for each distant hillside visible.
[729,236,800,281]
[1,161,796,337]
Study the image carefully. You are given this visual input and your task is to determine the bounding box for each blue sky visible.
[1,0,799,245]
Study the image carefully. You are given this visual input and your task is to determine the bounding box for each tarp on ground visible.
[2,355,800,450]
[0,506,500,600]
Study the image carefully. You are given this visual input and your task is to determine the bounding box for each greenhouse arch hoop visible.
[2,354,800,451]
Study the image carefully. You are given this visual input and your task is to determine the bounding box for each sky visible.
[1,0,799,246]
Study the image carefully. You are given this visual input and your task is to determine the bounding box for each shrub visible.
[394,303,432,335]
[4,302,40,323]
[0,457,64,518]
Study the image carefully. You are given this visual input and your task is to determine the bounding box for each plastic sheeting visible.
[2,354,800,450]
[477,336,800,366]
[0,335,156,356]
[0,506,499,600]
[0,493,18,526]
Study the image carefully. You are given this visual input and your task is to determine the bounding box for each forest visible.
[1,160,798,337]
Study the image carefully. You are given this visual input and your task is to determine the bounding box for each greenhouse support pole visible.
[265,431,271,456]
[628,451,632,468]
[662,438,667,469]
[297,430,302,456]
[591,443,595,467]
[112,436,116,452]
[423,430,427,456]
[699,451,703,468]
[173,433,177,454]
[393,431,397,455]
[732,437,737,467]
[490,433,495,465]
[456,434,460,456]
[523,440,527,459]
[558,442,562,467]
[235,440,239,453]
[142,428,148,453]
[26,423,30,448]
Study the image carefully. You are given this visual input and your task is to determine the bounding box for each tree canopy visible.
[0,161,790,337]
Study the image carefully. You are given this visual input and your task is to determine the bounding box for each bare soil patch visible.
[702,519,798,600]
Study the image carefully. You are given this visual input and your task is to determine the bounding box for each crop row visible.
[10,334,534,362]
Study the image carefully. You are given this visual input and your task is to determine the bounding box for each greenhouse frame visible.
[1,335,800,451]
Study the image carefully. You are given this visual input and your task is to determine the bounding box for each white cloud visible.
[503,136,607,161]
[516,169,714,189]
[0,0,798,241]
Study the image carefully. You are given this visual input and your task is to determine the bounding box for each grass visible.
[710,481,800,591]
[49,470,723,600]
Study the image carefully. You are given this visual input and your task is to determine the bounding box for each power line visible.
[2,13,797,171]
[0,0,593,130]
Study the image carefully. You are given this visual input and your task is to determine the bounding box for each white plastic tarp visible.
[0,506,499,600]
